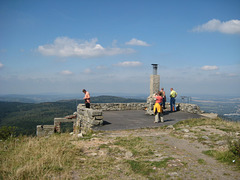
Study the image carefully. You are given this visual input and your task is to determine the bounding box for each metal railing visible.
[180,96,192,103]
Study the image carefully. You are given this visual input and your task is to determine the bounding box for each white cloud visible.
[227,73,238,77]
[0,62,3,68]
[84,68,92,74]
[60,70,73,75]
[38,37,135,58]
[125,38,150,46]
[192,19,240,34]
[115,61,143,67]
[201,65,219,71]
[96,65,108,70]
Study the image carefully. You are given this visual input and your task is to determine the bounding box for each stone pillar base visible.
[36,125,54,137]
[146,95,155,115]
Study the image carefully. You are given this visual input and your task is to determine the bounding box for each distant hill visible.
[0,96,146,136]
[0,94,81,103]
[0,94,148,103]
[87,95,146,103]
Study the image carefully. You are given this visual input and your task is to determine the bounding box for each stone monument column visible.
[146,64,160,115]
[150,64,160,95]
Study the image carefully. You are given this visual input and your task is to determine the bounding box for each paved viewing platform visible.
[37,64,212,136]
[93,110,203,131]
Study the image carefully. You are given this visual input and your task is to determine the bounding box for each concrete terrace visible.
[93,110,203,131]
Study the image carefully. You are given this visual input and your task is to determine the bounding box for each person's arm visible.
[162,91,165,96]
[153,93,157,99]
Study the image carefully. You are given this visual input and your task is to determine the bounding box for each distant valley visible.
[0,93,148,103]
[0,96,145,136]
[0,94,239,137]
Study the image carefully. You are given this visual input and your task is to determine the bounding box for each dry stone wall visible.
[77,104,104,134]
[36,125,54,137]
[54,118,76,133]
[177,103,203,114]
[90,103,147,111]
[146,101,203,115]
[75,102,202,134]
[36,102,203,136]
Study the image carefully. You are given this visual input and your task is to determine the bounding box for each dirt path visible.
[91,127,240,179]
[151,133,238,180]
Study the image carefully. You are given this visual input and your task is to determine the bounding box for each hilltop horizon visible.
[0,92,239,104]
[0,91,239,97]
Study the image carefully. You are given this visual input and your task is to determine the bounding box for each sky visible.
[0,0,240,97]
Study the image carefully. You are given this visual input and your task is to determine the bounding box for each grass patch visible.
[217,128,234,132]
[114,136,143,147]
[174,118,211,127]
[197,159,206,165]
[126,160,154,176]
[203,148,240,169]
[126,157,175,177]
[98,144,109,149]
[114,136,154,157]
[228,139,240,157]
[202,150,218,157]
[174,118,240,132]
[151,157,175,168]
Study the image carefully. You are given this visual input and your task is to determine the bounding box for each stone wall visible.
[90,103,147,111]
[36,102,203,136]
[36,125,54,137]
[146,101,203,115]
[54,118,76,133]
[177,103,202,114]
[75,102,203,134]
[77,104,104,134]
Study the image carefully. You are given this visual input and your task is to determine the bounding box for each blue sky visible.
[0,0,239,97]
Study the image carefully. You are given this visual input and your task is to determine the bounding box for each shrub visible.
[0,126,17,140]
[228,139,240,158]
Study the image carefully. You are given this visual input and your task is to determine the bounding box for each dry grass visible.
[0,132,177,179]
[0,134,82,179]
[174,117,240,132]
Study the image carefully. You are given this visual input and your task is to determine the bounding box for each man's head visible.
[82,89,86,93]
[170,88,173,91]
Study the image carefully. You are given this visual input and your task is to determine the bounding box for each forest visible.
[0,96,145,137]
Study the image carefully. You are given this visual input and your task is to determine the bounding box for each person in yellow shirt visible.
[170,88,177,112]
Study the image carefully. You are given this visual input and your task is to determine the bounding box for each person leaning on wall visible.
[82,89,90,108]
